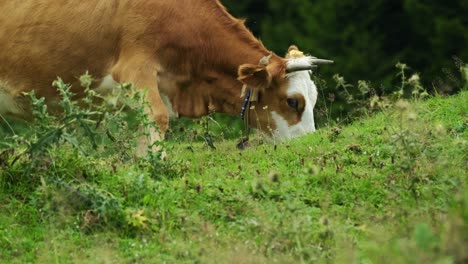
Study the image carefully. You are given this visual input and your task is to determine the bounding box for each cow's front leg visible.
[111,54,168,156]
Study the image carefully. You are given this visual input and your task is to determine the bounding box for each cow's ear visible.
[237,64,272,89]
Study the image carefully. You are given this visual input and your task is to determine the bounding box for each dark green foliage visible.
[224,0,467,90]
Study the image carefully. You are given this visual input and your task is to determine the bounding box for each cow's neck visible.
[156,2,280,118]
[203,45,274,116]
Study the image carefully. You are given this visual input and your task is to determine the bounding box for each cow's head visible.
[238,45,332,140]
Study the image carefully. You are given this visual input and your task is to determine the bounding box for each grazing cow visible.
[0,0,332,153]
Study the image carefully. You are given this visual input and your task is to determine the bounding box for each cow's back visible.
[0,0,125,100]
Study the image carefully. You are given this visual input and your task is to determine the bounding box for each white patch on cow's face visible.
[271,57,318,140]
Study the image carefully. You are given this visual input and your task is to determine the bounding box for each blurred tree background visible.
[220,0,467,127]
[223,0,467,93]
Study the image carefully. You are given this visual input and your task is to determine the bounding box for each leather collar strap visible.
[237,87,252,149]
[240,87,252,120]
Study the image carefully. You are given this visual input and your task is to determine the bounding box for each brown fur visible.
[0,0,301,148]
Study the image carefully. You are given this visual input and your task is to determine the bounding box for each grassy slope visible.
[1,92,467,263]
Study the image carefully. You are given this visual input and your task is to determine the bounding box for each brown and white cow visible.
[0,0,332,153]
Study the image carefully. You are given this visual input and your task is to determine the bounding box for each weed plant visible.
[0,75,182,233]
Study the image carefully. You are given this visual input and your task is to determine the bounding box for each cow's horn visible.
[286,65,318,73]
[309,58,334,65]
[286,57,334,73]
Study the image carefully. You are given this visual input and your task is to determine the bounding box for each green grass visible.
[1,91,467,263]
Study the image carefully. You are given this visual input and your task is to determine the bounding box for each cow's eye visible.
[287,98,299,110]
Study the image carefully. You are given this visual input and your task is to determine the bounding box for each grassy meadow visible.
[0,75,467,263]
